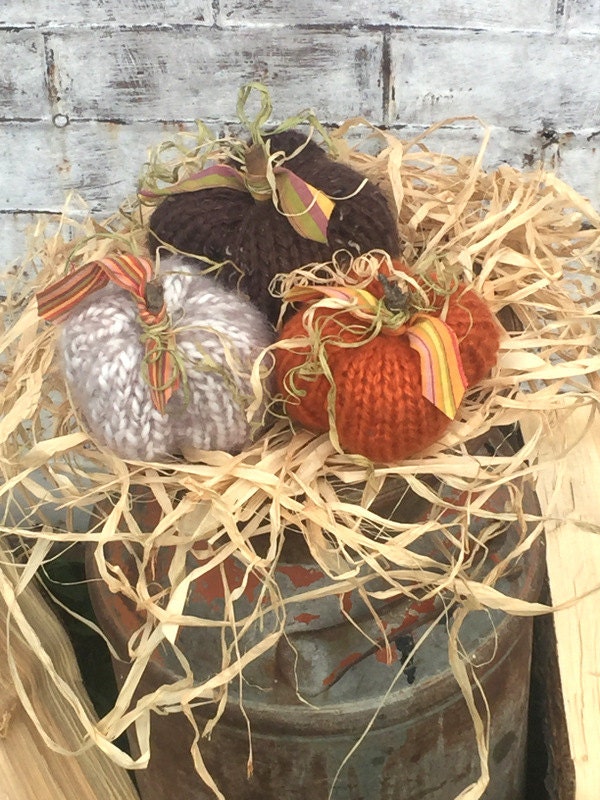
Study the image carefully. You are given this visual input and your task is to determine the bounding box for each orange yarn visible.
[275,276,501,463]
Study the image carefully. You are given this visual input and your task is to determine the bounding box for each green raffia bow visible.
[139,83,339,244]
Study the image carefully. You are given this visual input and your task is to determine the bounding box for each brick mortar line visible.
[0,208,68,215]
[0,23,580,35]
[1,118,600,135]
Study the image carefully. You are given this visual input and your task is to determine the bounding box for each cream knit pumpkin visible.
[59,260,273,460]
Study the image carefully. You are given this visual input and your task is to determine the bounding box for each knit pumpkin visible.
[49,257,273,461]
[275,271,501,463]
[146,130,401,324]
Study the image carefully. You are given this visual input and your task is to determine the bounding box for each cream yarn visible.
[59,259,274,460]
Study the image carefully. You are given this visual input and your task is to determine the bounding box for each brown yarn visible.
[147,130,401,323]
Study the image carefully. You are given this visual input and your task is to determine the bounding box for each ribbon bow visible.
[36,254,183,414]
[285,283,468,420]
[139,144,336,244]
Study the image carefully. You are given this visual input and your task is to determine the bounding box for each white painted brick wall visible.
[1,0,599,274]
[218,1,557,31]
[390,31,600,129]
[566,0,600,32]
[42,29,383,122]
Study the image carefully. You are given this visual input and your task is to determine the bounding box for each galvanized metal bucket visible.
[87,429,544,800]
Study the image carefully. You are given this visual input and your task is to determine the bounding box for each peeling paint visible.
[44,44,60,107]
[294,612,321,625]
[192,556,261,607]
[375,642,398,664]
[341,590,353,615]
[322,651,363,687]
[278,563,324,588]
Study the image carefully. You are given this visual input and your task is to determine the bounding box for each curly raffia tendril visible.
[236,81,337,156]
[135,293,188,414]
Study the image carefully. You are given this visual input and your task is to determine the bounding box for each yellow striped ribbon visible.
[36,254,182,414]
[406,315,467,419]
[140,162,335,244]
[285,284,468,419]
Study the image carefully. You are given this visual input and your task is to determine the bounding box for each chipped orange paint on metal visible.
[277,563,324,588]
[294,612,321,625]
[322,651,365,689]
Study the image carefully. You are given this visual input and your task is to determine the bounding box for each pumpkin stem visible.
[243,144,272,203]
[145,278,165,315]
[379,274,411,315]
[245,143,268,176]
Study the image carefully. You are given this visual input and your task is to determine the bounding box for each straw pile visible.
[0,539,139,800]
[1,114,599,800]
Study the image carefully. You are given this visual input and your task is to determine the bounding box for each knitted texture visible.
[275,285,501,463]
[60,260,273,461]
[147,130,401,324]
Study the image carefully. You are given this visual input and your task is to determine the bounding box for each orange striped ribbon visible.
[36,254,182,414]
[285,284,468,419]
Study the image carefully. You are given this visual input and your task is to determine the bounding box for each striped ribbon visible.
[285,283,468,419]
[140,162,335,244]
[36,254,182,414]
[406,314,467,419]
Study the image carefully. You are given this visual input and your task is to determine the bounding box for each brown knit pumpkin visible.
[147,130,401,324]
[275,269,501,463]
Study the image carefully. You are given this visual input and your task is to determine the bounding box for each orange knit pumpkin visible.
[275,274,501,463]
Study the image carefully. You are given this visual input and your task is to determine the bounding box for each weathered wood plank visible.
[219,0,557,32]
[0,0,559,32]
[391,124,600,210]
[0,31,48,119]
[0,212,44,279]
[0,1,213,28]
[43,28,385,123]
[554,139,600,209]
[4,119,600,214]
[530,594,576,800]
[389,31,600,129]
[0,543,140,800]
[522,406,600,799]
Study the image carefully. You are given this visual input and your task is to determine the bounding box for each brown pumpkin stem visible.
[145,278,165,314]
[379,273,410,315]
[244,144,272,203]
[245,143,268,176]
